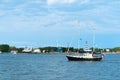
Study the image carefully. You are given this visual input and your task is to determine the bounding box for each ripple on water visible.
[0,53,120,80]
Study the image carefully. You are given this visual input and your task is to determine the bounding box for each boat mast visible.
[86,41,88,52]
[92,27,95,52]
[77,39,80,53]
[67,42,70,53]
[77,21,81,53]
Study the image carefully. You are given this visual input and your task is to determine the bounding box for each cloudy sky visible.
[0,0,120,48]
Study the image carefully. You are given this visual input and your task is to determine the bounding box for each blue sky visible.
[0,0,120,48]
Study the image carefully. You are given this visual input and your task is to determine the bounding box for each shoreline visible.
[0,52,120,54]
[103,52,120,54]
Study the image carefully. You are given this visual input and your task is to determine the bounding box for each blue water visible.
[0,53,120,80]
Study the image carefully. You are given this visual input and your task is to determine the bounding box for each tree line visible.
[0,44,120,53]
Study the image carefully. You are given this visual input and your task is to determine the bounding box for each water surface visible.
[0,53,120,80]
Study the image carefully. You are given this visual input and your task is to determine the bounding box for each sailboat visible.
[66,26,104,61]
[66,41,104,61]
[66,53,103,61]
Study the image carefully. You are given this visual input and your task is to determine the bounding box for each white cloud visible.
[47,0,90,5]
[31,0,44,4]
[47,0,76,5]
[0,0,120,34]
[80,0,90,4]
[1,0,13,3]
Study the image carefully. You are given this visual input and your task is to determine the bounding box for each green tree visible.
[112,47,120,52]
[18,48,24,53]
[0,44,10,52]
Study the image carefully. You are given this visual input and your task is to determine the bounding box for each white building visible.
[33,49,41,53]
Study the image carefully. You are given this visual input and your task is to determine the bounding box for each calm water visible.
[0,53,120,80]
